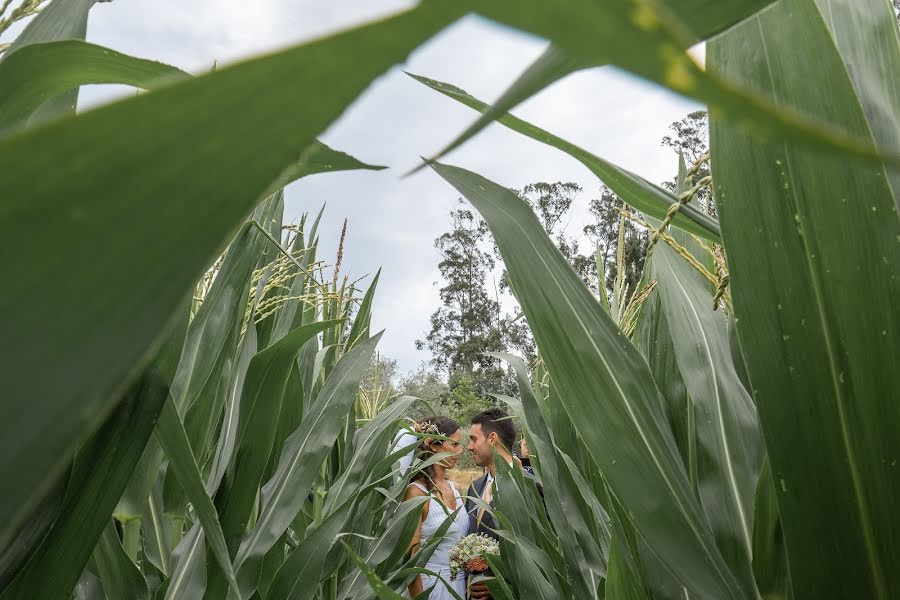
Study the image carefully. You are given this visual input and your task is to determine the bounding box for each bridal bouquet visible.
[449,533,500,579]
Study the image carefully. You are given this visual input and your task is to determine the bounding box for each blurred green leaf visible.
[409,72,720,242]
[605,536,649,600]
[415,0,779,172]
[2,0,99,123]
[431,0,897,176]
[708,0,900,597]
[0,3,459,549]
[0,372,168,600]
[0,40,189,133]
[752,459,788,600]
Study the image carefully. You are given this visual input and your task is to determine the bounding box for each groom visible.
[464,409,541,600]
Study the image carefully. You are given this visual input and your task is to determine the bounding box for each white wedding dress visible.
[409,481,469,599]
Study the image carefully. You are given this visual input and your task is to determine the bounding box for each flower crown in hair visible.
[414,420,441,436]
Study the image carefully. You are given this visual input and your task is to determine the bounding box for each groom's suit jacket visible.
[464,467,544,540]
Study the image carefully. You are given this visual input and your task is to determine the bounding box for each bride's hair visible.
[411,415,460,491]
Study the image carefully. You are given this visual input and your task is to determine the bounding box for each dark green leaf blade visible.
[341,541,407,600]
[232,333,383,597]
[751,458,788,599]
[156,400,241,598]
[0,372,169,600]
[0,3,460,546]
[415,0,780,174]
[650,238,762,591]
[92,519,150,600]
[708,1,900,597]
[428,160,748,599]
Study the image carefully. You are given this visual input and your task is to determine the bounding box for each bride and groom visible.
[400,409,538,600]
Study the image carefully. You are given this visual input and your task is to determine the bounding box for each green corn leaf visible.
[156,400,242,598]
[0,40,189,133]
[0,2,460,549]
[231,333,383,598]
[341,541,408,600]
[751,458,788,600]
[409,72,721,243]
[633,277,698,494]
[493,460,559,600]
[813,0,900,200]
[649,234,762,591]
[273,140,386,190]
[338,496,432,600]
[324,394,417,515]
[164,525,208,600]
[267,500,356,600]
[406,44,588,177]
[708,0,900,597]
[219,324,259,475]
[0,473,67,588]
[143,478,176,577]
[428,160,749,599]
[344,269,381,352]
[169,221,262,415]
[490,352,608,597]
[211,320,339,597]
[414,0,779,173]
[433,0,897,175]
[605,536,649,600]
[92,519,150,600]
[2,0,99,123]
[0,372,169,600]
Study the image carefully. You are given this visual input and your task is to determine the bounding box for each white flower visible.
[448,533,500,579]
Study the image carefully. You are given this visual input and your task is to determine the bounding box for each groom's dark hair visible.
[471,408,517,451]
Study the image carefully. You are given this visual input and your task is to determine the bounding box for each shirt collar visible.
[485,460,514,483]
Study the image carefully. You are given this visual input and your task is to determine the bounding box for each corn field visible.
[1,1,898,599]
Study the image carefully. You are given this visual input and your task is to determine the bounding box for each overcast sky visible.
[29,0,702,373]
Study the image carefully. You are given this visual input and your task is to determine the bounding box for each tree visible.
[503,182,597,293]
[661,109,713,214]
[396,364,451,419]
[583,187,648,304]
[417,202,506,377]
[446,373,493,424]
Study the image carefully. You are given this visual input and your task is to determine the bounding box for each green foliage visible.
[3,1,900,599]
[396,365,450,420]
[447,373,493,424]
[417,202,509,375]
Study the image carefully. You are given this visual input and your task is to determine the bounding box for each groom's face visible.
[468,424,495,468]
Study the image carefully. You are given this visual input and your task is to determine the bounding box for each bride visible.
[403,416,469,599]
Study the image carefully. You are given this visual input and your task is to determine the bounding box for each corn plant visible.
[402,2,899,598]
[1,0,898,599]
